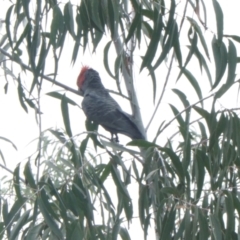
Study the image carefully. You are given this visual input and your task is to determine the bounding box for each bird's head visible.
[77,66,102,95]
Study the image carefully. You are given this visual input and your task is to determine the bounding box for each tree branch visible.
[146,53,175,132]
[154,92,216,141]
[0,48,130,100]
[113,30,146,139]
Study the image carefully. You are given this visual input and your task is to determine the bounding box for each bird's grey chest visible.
[82,93,101,119]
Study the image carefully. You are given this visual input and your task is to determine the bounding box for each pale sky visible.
[0,0,240,239]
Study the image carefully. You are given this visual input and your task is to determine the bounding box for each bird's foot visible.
[111,134,119,143]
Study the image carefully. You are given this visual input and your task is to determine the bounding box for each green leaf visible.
[210,214,222,240]
[191,45,212,87]
[0,136,17,150]
[138,184,149,227]
[212,0,223,43]
[13,23,31,51]
[107,0,115,38]
[91,0,104,32]
[17,76,28,113]
[187,17,210,58]
[159,147,184,181]
[100,162,112,183]
[142,21,153,38]
[160,206,176,240]
[173,26,182,67]
[103,41,115,79]
[127,139,159,148]
[181,68,203,106]
[177,31,198,80]
[119,227,131,240]
[140,8,162,70]
[5,5,14,48]
[215,40,237,99]
[24,161,37,190]
[111,164,131,200]
[199,209,210,239]
[193,106,211,128]
[40,188,60,221]
[132,160,140,182]
[47,91,78,106]
[26,223,44,240]
[223,191,234,238]
[209,113,226,150]
[214,40,236,99]
[195,150,205,200]
[0,34,8,47]
[64,2,76,38]
[125,9,141,44]
[146,65,157,103]
[13,164,24,202]
[38,197,63,239]
[226,40,237,85]
[48,129,69,146]
[224,34,240,43]
[67,221,84,240]
[0,222,4,239]
[79,137,88,158]
[212,38,227,90]
[61,94,73,137]
[172,89,189,108]
[50,5,64,48]
[36,39,50,72]
[10,210,30,240]
[153,20,177,70]
[72,41,80,65]
[85,119,103,149]
[169,104,185,128]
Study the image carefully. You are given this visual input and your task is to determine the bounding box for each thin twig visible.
[0,163,25,183]
[146,53,175,132]
[158,92,215,136]
[112,29,146,140]
[0,47,129,100]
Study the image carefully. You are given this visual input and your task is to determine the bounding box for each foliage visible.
[1,0,240,239]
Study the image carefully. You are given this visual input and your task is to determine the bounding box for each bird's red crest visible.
[77,66,89,88]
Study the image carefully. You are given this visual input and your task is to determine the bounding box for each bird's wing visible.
[82,92,144,139]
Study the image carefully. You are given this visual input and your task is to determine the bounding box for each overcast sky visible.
[0,0,240,238]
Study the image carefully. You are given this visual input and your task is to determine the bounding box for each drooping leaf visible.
[10,210,31,240]
[0,136,17,150]
[103,41,115,79]
[64,2,76,38]
[47,91,78,106]
[50,5,64,48]
[160,206,176,240]
[172,89,189,108]
[17,76,28,113]
[159,147,184,181]
[153,20,177,70]
[180,68,203,106]
[177,30,198,80]
[140,8,162,70]
[24,161,37,190]
[210,214,222,240]
[38,197,64,239]
[187,17,210,59]
[5,5,14,48]
[223,191,234,238]
[61,94,73,137]
[190,45,212,87]
[212,0,223,43]
[125,8,142,44]
[226,40,237,85]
